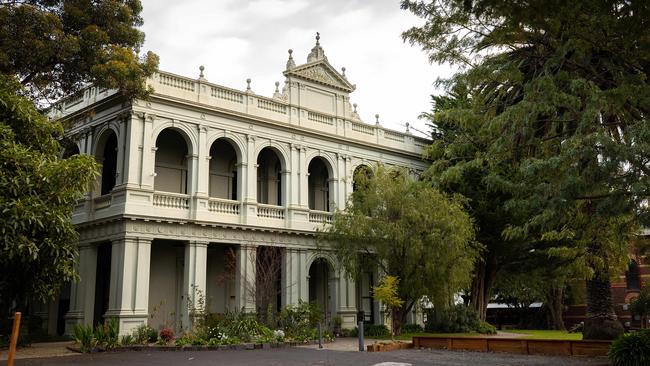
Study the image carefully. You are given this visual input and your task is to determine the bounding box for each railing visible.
[159,73,195,91]
[93,195,112,209]
[307,111,334,125]
[208,197,240,215]
[257,204,285,219]
[153,192,190,209]
[384,130,405,142]
[258,98,287,114]
[308,210,333,224]
[351,121,375,135]
[211,86,244,104]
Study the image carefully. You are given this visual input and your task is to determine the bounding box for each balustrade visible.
[308,210,333,224]
[257,204,285,220]
[208,198,240,215]
[153,192,190,209]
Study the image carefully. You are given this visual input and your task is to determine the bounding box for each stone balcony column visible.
[181,240,208,331]
[64,244,97,335]
[337,269,358,329]
[105,237,152,335]
[235,244,257,313]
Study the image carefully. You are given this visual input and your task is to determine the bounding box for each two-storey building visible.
[36,35,429,336]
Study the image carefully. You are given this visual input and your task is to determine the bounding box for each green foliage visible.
[402,0,650,338]
[476,321,497,335]
[373,276,405,311]
[322,165,478,326]
[72,324,96,353]
[402,323,424,334]
[132,324,157,344]
[609,330,650,366]
[630,288,650,317]
[363,324,390,338]
[425,304,480,333]
[0,74,99,317]
[120,334,134,346]
[0,0,159,102]
[277,300,323,342]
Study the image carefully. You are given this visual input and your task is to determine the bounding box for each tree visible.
[321,165,478,335]
[0,0,158,324]
[373,275,405,341]
[402,0,650,339]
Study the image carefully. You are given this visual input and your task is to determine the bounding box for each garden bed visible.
[412,335,611,357]
[67,339,327,354]
[366,341,413,352]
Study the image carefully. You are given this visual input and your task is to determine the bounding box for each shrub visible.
[105,319,120,349]
[224,311,266,342]
[120,334,134,346]
[159,327,174,343]
[72,324,96,353]
[364,324,390,337]
[133,324,158,344]
[402,323,424,333]
[425,304,480,333]
[609,330,650,366]
[278,300,322,341]
[94,323,107,346]
[476,321,497,335]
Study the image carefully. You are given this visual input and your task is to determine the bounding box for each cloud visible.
[140,0,456,135]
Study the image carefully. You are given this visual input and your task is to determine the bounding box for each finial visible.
[341,67,346,77]
[246,78,251,91]
[286,49,296,70]
[199,65,205,78]
[375,114,380,125]
[406,122,411,134]
[274,81,280,93]
[316,32,320,45]
[307,33,327,62]
[353,103,357,113]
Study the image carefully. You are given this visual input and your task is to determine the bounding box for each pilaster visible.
[235,244,257,312]
[105,237,152,335]
[182,240,208,330]
[65,244,97,335]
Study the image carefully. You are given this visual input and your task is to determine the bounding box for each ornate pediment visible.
[284,61,355,92]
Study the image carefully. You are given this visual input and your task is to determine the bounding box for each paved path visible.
[0,342,77,361]
[0,345,610,366]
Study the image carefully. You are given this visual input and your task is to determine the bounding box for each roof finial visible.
[246,78,252,92]
[307,32,327,62]
[286,49,295,70]
[375,114,380,125]
[353,103,358,113]
[405,122,411,134]
[341,67,346,78]
[274,81,280,93]
[199,65,205,80]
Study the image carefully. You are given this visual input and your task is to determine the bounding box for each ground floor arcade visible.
[35,219,383,336]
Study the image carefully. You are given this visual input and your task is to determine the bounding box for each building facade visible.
[36,36,429,336]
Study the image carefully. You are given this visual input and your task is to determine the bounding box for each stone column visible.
[242,136,258,225]
[181,240,208,330]
[141,114,156,189]
[298,147,308,207]
[281,249,301,306]
[65,244,97,335]
[337,270,358,329]
[195,125,209,197]
[235,244,257,313]
[124,112,142,188]
[105,237,152,335]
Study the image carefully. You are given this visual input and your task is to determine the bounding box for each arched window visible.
[209,139,238,200]
[95,131,118,195]
[257,148,282,205]
[352,165,373,192]
[155,129,188,194]
[308,158,331,211]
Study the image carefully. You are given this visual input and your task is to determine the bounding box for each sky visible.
[139,0,456,137]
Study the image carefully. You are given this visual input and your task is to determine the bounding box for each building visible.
[35,35,429,336]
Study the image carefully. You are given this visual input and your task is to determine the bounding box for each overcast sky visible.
[139,0,455,136]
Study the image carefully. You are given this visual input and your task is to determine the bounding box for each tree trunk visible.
[469,257,497,321]
[545,284,565,331]
[583,267,624,340]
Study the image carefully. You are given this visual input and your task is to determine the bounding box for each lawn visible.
[374,330,582,341]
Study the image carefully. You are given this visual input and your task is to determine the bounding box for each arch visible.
[92,123,120,157]
[155,128,189,194]
[206,132,245,164]
[208,138,240,200]
[94,129,118,195]
[254,142,289,172]
[307,256,337,327]
[151,121,197,156]
[305,151,337,180]
[308,156,333,212]
[352,164,374,192]
[257,147,285,205]
[61,139,80,159]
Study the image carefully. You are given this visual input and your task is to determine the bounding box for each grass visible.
[374,329,582,341]
[503,329,582,340]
